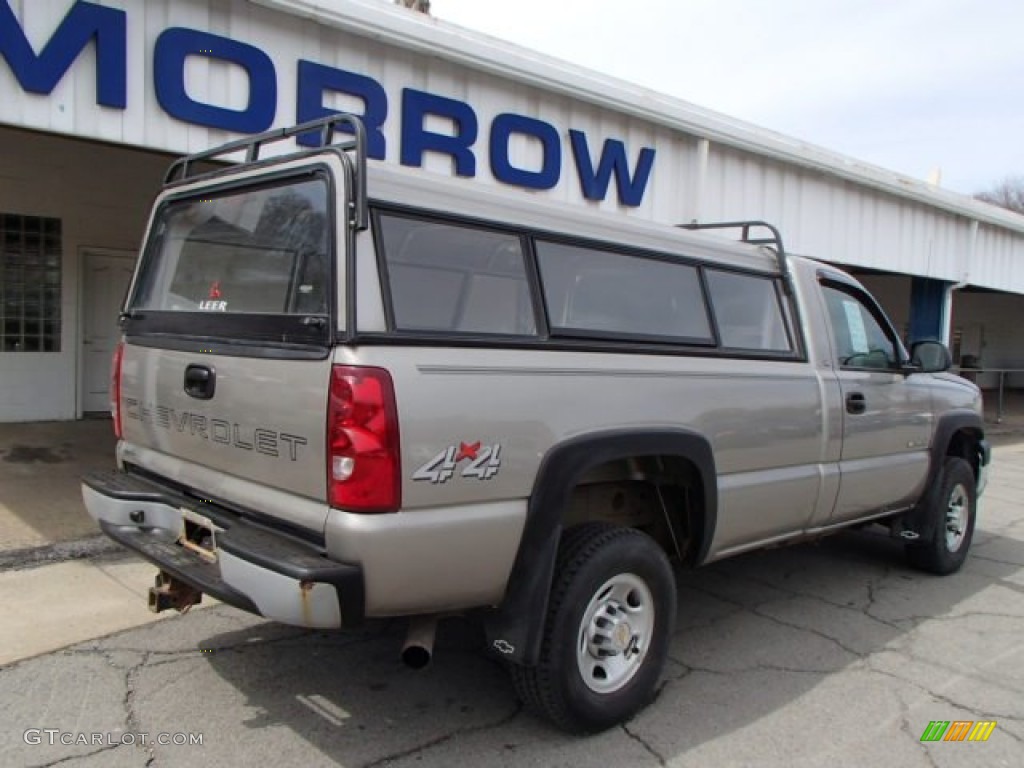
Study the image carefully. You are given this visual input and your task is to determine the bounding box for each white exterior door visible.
[82,251,134,413]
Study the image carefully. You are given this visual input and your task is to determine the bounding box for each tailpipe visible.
[401,615,438,669]
[148,571,202,614]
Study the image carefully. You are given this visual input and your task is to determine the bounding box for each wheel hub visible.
[588,603,636,657]
[945,483,968,553]
[577,573,654,694]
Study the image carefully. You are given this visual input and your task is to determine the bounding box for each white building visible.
[1,0,1022,421]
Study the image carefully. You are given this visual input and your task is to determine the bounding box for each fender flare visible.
[483,428,716,666]
[905,410,986,539]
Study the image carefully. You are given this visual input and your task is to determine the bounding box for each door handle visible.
[184,365,216,400]
[846,391,866,415]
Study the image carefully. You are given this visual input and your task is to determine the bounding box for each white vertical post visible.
[943,219,979,346]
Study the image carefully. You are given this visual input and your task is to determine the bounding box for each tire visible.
[510,522,676,733]
[905,456,976,575]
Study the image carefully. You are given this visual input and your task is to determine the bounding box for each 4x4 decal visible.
[413,442,502,484]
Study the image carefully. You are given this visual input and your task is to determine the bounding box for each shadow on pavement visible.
[160,526,1024,765]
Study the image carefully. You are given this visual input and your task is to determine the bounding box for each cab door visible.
[819,279,933,522]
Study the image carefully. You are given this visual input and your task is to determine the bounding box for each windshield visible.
[133,176,331,316]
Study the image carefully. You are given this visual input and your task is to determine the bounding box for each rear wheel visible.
[905,456,976,575]
[510,523,676,732]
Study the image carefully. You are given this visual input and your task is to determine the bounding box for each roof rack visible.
[163,114,368,230]
[679,220,793,295]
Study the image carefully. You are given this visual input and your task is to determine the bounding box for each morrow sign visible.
[0,0,657,206]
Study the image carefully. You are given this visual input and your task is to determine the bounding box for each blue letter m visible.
[0,0,126,108]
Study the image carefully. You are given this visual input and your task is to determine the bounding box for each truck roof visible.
[368,163,782,275]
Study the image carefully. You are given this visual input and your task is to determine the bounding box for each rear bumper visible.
[81,469,363,629]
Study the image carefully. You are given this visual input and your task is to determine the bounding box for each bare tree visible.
[395,0,431,13]
[975,176,1024,214]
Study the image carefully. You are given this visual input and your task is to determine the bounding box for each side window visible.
[821,284,899,369]
[376,213,536,336]
[535,240,713,343]
[705,270,792,352]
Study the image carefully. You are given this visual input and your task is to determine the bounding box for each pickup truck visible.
[82,115,990,733]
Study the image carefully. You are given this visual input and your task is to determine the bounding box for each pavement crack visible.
[892,685,941,768]
[734,571,835,606]
[863,572,900,625]
[666,654,827,676]
[359,703,523,768]
[84,627,321,660]
[621,721,666,766]
[997,724,1024,744]
[753,663,831,676]
[970,553,1024,567]
[125,651,154,755]
[27,742,126,768]
[666,656,727,676]
[722,569,905,631]
[662,655,691,679]
[679,582,748,611]
[904,717,940,768]
[898,610,1024,624]
[749,604,865,658]
[867,660,1022,720]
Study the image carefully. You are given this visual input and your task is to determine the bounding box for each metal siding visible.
[1,0,1024,293]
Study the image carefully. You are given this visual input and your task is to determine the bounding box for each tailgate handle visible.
[184,365,216,400]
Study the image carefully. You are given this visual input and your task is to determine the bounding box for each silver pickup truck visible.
[83,116,989,732]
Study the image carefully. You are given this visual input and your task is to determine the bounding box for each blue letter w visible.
[569,129,655,207]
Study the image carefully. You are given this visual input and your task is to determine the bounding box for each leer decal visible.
[198,281,227,311]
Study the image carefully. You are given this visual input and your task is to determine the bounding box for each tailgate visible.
[116,166,338,533]
[120,345,331,504]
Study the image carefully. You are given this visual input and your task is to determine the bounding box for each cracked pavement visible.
[2,441,1023,767]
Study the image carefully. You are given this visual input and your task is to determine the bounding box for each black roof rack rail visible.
[679,220,793,295]
[163,114,369,231]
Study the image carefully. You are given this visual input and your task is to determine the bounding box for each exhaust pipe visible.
[148,571,202,614]
[401,615,438,669]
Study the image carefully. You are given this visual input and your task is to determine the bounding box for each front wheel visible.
[510,523,676,732]
[905,456,977,575]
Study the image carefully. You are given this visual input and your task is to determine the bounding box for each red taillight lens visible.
[327,365,401,512]
[110,341,124,439]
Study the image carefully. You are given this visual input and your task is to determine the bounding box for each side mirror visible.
[909,340,952,373]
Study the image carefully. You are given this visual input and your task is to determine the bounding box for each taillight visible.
[327,365,401,512]
[110,341,124,439]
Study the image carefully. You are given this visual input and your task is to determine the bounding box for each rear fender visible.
[482,428,716,665]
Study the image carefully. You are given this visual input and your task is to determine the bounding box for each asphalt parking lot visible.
[0,428,1022,767]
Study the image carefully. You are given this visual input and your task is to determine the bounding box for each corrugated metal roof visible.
[3,0,1021,291]
[253,0,1024,235]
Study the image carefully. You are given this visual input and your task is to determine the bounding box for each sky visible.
[428,0,1024,196]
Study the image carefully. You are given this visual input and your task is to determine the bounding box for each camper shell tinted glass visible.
[375,212,537,337]
[370,205,802,360]
[124,172,334,353]
[705,269,793,352]
[536,240,713,344]
[134,176,331,315]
